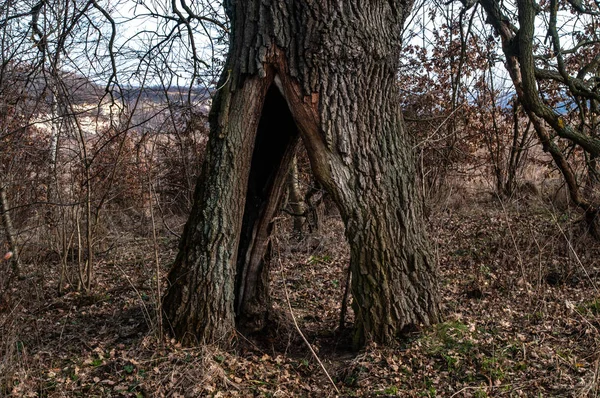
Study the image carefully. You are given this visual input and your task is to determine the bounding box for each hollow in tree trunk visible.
[162,0,441,347]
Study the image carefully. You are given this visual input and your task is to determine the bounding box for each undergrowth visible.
[1,194,600,397]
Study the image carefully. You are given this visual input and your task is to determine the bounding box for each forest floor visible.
[2,191,600,397]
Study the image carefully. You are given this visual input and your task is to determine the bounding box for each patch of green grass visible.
[421,321,513,385]
[430,321,473,354]
[527,311,544,323]
[440,351,459,372]
[417,377,437,397]
[473,389,488,398]
[343,375,357,386]
[306,254,332,265]
[44,379,58,392]
[479,264,491,278]
[214,355,225,364]
[480,356,506,382]
[514,361,527,371]
[577,298,600,315]
[422,322,471,375]
[127,381,141,392]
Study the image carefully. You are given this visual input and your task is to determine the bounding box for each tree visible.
[162,0,441,348]
[473,0,600,236]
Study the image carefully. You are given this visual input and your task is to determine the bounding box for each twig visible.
[277,256,340,395]
[0,298,23,328]
[148,136,164,343]
[413,103,466,148]
[114,263,154,331]
[152,188,181,239]
[339,264,352,330]
[450,386,488,397]
[550,212,599,293]
[495,193,527,282]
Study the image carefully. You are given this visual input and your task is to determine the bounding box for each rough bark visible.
[162,76,275,343]
[0,181,20,281]
[163,0,441,347]
[286,155,305,234]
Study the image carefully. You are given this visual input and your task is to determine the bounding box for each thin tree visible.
[474,0,600,235]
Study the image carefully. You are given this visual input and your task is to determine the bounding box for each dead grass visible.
[1,194,600,397]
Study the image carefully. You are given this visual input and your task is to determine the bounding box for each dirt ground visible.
[2,191,600,397]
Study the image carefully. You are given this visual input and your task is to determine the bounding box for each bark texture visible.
[163,0,440,346]
[162,76,276,343]
[0,181,20,281]
[286,155,305,234]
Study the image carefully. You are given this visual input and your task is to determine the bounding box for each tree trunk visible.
[286,155,305,234]
[0,181,20,280]
[163,0,440,347]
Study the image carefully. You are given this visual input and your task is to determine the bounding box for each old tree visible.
[162,0,441,347]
